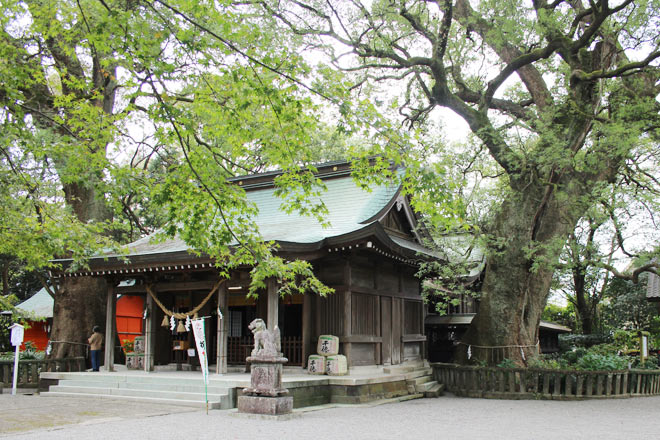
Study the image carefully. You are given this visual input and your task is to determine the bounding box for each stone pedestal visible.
[239,319,294,416]
[239,355,292,415]
[243,356,289,397]
[237,395,293,415]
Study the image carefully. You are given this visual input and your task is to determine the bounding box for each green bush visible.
[631,358,660,370]
[585,343,620,356]
[0,350,44,361]
[527,355,568,370]
[496,358,517,369]
[575,352,629,371]
[561,347,588,365]
[558,334,611,353]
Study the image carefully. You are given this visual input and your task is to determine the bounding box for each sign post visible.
[9,323,24,396]
[191,318,209,414]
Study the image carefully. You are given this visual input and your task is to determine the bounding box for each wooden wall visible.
[313,251,426,367]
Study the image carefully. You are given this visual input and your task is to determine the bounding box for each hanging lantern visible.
[161,315,169,327]
[176,319,186,333]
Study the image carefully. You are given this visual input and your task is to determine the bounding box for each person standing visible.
[88,326,103,372]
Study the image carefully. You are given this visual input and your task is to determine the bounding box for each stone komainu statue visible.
[248,318,281,358]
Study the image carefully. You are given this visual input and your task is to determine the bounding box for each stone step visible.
[46,373,219,387]
[415,380,438,393]
[412,375,432,386]
[383,365,415,374]
[382,360,426,374]
[423,383,445,398]
[48,384,228,403]
[41,391,225,409]
[403,368,433,380]
[57,379,230,395]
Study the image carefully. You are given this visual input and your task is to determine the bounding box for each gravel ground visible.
[2,392,660,440]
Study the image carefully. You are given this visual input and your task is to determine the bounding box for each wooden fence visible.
[0,357,86,388]
[228,336,303,366]
[432,362,660,400]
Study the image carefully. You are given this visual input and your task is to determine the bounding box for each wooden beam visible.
[116,280,217,295]
[104,284,116,372]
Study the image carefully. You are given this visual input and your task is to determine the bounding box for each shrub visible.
[631,358,660,370]
[496,358,517,369]
[586,343,620,356]
[576,352,629,371]
[527,355,568,370]
[561,347,588,365]
[558,334,611,353]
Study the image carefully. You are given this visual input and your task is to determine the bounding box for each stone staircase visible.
[40,373,234,409]
[383,361,444,398]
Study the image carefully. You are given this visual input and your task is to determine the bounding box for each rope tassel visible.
[146,280,224,320]
[176,320,186,333]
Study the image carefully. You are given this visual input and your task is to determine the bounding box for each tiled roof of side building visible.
[16,288,54,318]
[647,272,660,300]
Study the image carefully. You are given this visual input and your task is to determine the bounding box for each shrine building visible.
[52,161,438,373]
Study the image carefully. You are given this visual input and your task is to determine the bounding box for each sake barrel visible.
[133,336,145,354]
[317,335,339,356]
[326,355,348,376]
[307,355,327,374]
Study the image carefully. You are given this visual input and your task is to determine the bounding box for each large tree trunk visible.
[49,183,113,361]
[459,183,581,365]
[50,276,107,359]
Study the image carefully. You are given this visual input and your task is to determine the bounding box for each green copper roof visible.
[248,174,400,243]
[96,170,441,263]
[16,288,53,318]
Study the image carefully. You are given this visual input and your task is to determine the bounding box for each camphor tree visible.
[0,0,340,358]
[249,0,660,363]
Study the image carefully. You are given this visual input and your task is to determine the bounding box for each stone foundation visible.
[237,395,293,415]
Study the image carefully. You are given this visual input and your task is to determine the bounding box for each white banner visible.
[191,318,209,386]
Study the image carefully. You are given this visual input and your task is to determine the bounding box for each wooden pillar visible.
[144,291,156,372]
[216,282,228,374]
[375,295,382,365]
[302,293,312,363]
[421,287,427,362]
[343,259,352,365]
[266,278,279,330]
[104,283,116,372]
